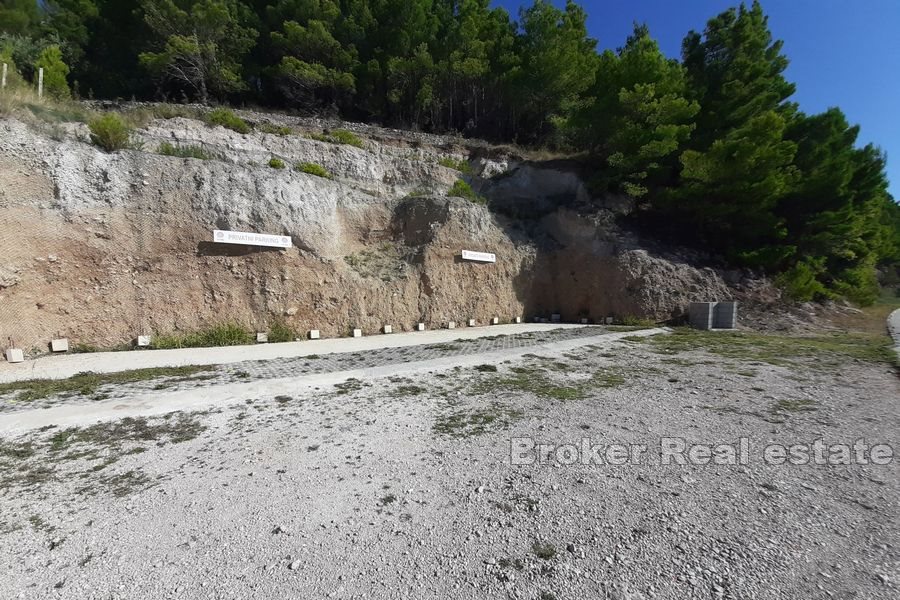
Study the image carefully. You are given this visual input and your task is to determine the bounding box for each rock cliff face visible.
[0,109,735,353]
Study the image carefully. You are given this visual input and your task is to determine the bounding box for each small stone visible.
[289,559,302,570]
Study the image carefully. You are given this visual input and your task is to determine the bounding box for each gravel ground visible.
[1,329,898,599]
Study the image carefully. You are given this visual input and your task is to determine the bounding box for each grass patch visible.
[391,385,427,398]
[295,161,333,179]
[206,108,250,134]
[770,398,817,414]
[473,367,584,401]
[625,328,896,368]
[447,179,486,205]
[438,157,472,174]
[531,541,557,560]
[151,323,253,349]
[259,122,292,136]
[157,142,212,160]
[334,378,365,395]
[0,366,216,402]
[268,319,296,343]
[268,157,286,169]
[309,128,365,148]
[433,402,524,438]
[474,364,498,373]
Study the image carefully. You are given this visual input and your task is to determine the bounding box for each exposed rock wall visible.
[0,112,734,354]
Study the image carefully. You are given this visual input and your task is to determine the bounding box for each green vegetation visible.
[151,323,253,349]
[268,157,286,169]
[296,162,332,179]
[157,142,212,160]
[438,157,472,174]
[205,108,250,134]
[330,129,365,148]
[625,328,896,368]
[307,129,365,148]
[33,45,70,99]
[433,402,524,438]
[448,180,486,205]
[267,319,296,343]
[259,122,292,135]
[2,1,897,303]
[88,113,133,152]
[0,366,215,402]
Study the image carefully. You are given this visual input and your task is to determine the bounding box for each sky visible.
[491,0,900,198]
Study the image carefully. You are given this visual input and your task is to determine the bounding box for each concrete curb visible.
[0,323,588,384]
[0,327,669,433]
[888,308,900,357]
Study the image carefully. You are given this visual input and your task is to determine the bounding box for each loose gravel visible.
[1,330,898,600]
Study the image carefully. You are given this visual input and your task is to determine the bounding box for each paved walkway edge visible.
[0,328,669,434]
[0,324,588,384]
[889,308,900,358]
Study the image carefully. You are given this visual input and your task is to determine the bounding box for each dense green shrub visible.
[88,113,133,152]
[296,162,332,179]
[448,180,486,205]
[206,108,250,134]
[268,157,286,169]
[158,142,212,160]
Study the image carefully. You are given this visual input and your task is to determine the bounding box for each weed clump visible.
[151,323,253,350]
[296,162,333,179]
[88,113,133,152]
[157,142,212,160]
[206,108,250,134]
[448,179,486,205]
[268,157,286,169]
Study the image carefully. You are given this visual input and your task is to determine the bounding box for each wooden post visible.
[1,63,7,90]
[37,67,43,99]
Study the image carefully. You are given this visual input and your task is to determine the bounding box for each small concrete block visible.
[136,335,151,347]
[689,302,715,330]
[514,317,522,324]
[256,332,268,343]
[491,317,499,325]
[416,323,425,331]
[540,318,549,324]
[467,319,476,327]
[713,301,738,329]
[352,328,362,338]
[5,348,24,363]
[308,329,321,340]
[605,317,614,325]
[446,321,456,329]
[580,318,589,324]
[50,338,69,352]
[383,325,393,334]
[551,313,561,323]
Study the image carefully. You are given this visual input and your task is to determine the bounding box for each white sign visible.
[213,229,292,248]
[461,250,496,263]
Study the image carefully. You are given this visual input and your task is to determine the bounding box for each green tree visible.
[0,0,40,36]
[574,24,699,197]
[269,3,357,108]
[682,0,795,149]
[139,0,257,103]
[34,44,71,98]
[513,0,597,142]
